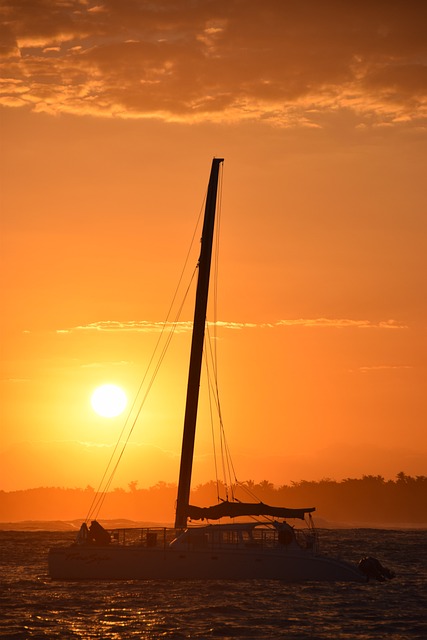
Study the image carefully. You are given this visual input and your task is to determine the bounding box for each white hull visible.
[48,544,366,582]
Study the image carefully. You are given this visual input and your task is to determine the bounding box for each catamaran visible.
[48,159,393,582]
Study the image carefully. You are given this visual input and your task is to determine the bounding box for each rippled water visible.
[1,529,426,639]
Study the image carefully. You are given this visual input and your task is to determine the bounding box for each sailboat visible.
[48,159,393,582]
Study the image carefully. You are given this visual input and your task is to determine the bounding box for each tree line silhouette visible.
[0,472,425,525]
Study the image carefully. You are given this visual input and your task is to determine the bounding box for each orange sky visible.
[1,1,426,493]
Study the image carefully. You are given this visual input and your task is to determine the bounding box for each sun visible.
[91,384,128,418]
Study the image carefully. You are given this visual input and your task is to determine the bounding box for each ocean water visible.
[0,528,426,639]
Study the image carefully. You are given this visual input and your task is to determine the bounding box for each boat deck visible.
[102,523,318,553]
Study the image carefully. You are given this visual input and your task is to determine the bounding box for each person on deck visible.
[89,520,111,545]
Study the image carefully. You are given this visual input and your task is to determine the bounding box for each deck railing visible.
[104,525,319,553]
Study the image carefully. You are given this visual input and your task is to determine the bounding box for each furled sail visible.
[186,501,315,521]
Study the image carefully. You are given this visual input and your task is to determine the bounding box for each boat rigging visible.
[48,158,394,582]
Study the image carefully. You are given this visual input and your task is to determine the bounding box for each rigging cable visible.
[203,166,240,504]
[85,190,208,522]
[88,266,198,521]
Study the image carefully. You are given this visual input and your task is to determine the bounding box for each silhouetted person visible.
[76,522,89,544]
[89,520,111,545]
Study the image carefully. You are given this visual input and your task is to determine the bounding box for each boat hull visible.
[48,545,366,582]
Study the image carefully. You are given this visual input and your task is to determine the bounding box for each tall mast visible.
[175,158,224,529]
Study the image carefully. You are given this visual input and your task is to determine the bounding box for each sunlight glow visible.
[91,384,127,418]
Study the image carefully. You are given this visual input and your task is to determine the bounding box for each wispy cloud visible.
[1,0,425,126]
[57,317,407,334]
[57,320,193,334]
[355,365,413,374]
[276,318,407,330]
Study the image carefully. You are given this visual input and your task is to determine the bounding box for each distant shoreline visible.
[2,476,425,526]
[1,519,426,532]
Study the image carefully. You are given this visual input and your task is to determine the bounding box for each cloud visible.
[357,364,412,373]
[57,320,193,333]
[276,318,408,329]
[57,317,407,334]
[1,0,426,126]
